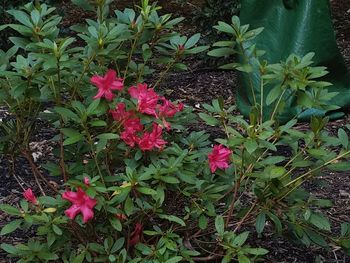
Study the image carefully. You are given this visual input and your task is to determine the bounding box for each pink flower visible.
[208,145,232,173]
[129,83,159,117]
[138,123,166,151]
[121,130,140,147]
[91,69,124,101]
[123,118,143,133]
[23,188,38,204]
[158,97,184,118]
[62,188,97,223]
[110,103,134,123]
[129,223,143,247]
[83,177,90,186]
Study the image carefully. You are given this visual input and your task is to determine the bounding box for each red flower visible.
[158,97,184,118]
[91,69,124,101]
[123,118,143,133]
[129,223,143,247]
[121,130,140,147]
[110,103,134,123]
[23,188,38,204]
[138,123,166,151]
[208,145,232,173]
[62,188,97,223]
[83,177,90,186]
[129,83,159,117]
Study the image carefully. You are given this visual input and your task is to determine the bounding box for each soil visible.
[1,0,350,262]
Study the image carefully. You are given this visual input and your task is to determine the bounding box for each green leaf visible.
[159,176,180,184]
[54,107,79,122]
[198,214,208,230]
[214,21,234,34]
[309,213,331,232]
[207,47,235,57]
[96,133,119,140]
[338,129,349,149]
[111,237,125,253]
[136,187,157,196]
[158,214,186,226]
[305,229,328,247]
[0,204,21,216]
[260,156,285,165]
[327,162,350,172]
[198,113,219,126]
[0,243,17,255]
[72,253,85,263]
[238,254,251,263]
[185,33,200,49]
[244,139,258,154]
[52,224,63,235]
[256,212,266,235]
[86,99,100,116]
[124,196,134,216]
[215,215,225,236]
[109,218,122,231]
[63,134,84,146]
[165,256,183,263]
[0,220,22,235]
[266,85,282,105]
[244,247,269,255]
[232,231,249,247]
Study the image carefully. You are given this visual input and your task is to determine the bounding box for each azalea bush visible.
[1,2,350,263]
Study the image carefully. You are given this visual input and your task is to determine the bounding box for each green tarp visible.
[238,0,350,123]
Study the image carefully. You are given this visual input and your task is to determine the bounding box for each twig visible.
[193,254,221,262]
[225,179,240,227]
[233,200,258,233]
[22,150,59,194]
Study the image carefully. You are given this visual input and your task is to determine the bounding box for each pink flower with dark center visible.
[208,145,232,173]
[138,123,166,151]
[91,69,124,101]
[110,103,134,123]
[23,188,38,204]
[62,188,97,223]
[129,223,143,247]
[129,83,159,117]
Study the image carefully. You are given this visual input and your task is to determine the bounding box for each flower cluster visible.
[111,86,183,151]
[91,71,183,151]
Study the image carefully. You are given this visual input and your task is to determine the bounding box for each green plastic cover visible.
[238,0,350,122]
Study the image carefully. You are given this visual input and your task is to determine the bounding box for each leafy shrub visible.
[0,2,350,263]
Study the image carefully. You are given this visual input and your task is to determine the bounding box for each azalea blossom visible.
[138,123,166,151]
[23,188,38,204]
[129,83,159,117]
[158,97,184,118]
[129,223,143,247]
[62,188,97,223]
[91,69,124,101]
[123,118,144,133]
[121,130,140,147]
[110,103,134,123]
[208,144,232,173]
[83,177,90,186]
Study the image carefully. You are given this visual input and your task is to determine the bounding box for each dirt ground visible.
[0,0,350,262]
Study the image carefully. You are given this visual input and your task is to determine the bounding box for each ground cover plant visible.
[0,0,350,262]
